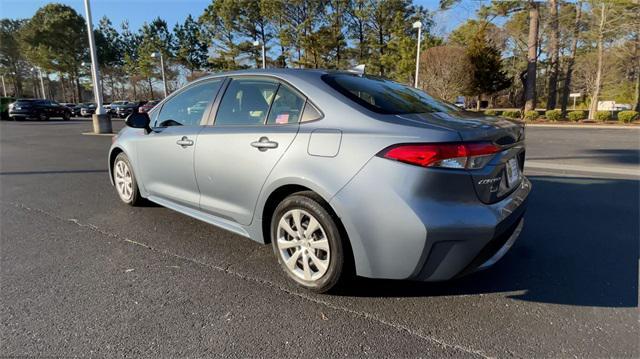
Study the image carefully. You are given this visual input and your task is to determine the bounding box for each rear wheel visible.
[113,153,142,206]
[62,111,71,121]
[271,192,347,293]
[39,113,48,121]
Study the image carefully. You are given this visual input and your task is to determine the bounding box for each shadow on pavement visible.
[337,175,639,308]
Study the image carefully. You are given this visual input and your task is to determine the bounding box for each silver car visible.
[109,69,531,292]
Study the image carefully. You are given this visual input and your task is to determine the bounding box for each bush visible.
[545,109,563,121]
[596,111,611,122]
[617,110,639,123]
[502,110,521,119]
[567,111,585,122]
[524,110,538,121]
[484,109,497,116]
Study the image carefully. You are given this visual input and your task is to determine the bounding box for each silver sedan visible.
[108,69,531,293]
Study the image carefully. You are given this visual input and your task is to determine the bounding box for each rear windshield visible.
[321,74,462,115]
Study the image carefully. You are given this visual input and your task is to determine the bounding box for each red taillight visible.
[378,142,502,169]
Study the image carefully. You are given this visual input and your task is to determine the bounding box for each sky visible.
[0,0,483,37]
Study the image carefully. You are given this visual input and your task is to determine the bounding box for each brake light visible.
[378,142,501,169]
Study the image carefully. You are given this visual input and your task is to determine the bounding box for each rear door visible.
[135,78,224,209]
[195,77,304,225]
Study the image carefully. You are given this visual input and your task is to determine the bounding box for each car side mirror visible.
[125,112,151,133]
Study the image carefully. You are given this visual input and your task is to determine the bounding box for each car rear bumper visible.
[330,156,531,281]
[9,111,39,120]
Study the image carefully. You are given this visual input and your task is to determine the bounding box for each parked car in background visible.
[9,99,72,121]
[115,100,146,118]
[109,69,530,293]
[109,101,128,115]
[138,100,160,113]
[80,102,97,117]
[103,103,112,112]
[1,96,16,120]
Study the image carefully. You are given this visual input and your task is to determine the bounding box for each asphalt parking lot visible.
[1,119,638,357]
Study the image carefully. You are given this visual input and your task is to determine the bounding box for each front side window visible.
[321,74,462,115]
[266,84,305,125]
[215,78,278,126]
[154,79,223,127]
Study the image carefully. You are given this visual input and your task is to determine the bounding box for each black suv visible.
[9,99,72,121]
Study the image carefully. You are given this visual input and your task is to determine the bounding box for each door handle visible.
[176,136,194,147]
[251,137,278,151]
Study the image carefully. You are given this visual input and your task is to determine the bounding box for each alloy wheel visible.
[276,209,330,282]
[114,160,133,202]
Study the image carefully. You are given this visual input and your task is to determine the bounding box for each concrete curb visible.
[526,124,639,130]
[526,161,640,177]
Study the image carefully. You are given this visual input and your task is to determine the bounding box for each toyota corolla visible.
[108,69,531,293]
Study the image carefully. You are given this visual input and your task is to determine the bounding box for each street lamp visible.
[412,20,422,89]
[253,40,266,69]
[83,0,111,133]
[31,66,46,99]
[151,52,168,98]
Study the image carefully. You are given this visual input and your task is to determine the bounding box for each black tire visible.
[113,152,143,206]
[63,111,71,121]
[271,191,349,293]
[39,112,48,121]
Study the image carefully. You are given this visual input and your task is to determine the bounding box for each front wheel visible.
[113,153,142,206]
[271,192,348,293]
[63,111,71,121]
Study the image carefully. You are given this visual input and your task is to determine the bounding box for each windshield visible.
[321,73,462,115]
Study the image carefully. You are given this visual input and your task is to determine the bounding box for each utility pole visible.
[1,75,6,97]
[83,0,112,133]
[412,21,422,88]
[151,52,168,98]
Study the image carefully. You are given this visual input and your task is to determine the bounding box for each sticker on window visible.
[275,113,289,124]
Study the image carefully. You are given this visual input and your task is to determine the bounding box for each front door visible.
[136,79,224,209]
[196,77,305,225]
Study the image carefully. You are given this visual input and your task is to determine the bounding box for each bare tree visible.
[560,1,583,116]
[418,46,472,101]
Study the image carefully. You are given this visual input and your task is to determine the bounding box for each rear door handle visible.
[176,136,194,147]
[251,137,278,151]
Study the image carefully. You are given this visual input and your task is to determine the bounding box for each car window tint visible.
[215,78,278,126]
[155,79,222,127]
[266,84,305,125]
[321,74,462,115]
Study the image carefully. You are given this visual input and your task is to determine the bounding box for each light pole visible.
[1,75,6,97]
[83,0,111,133]
[151,52,168,98]
[31,67,46,99]
[412,20,422,88]
[253,40,266,69]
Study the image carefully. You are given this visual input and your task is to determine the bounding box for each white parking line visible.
[525,161,640,177]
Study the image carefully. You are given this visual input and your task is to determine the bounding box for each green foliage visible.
[502,110,520,118]
[617,111,639,123]
[545,109,562,121]
[524,110,538,121]
[20,4,87,74]
[464,29,511,100]
[567,111,585,122]
[596,111,611,122]
[484,109,497,116]
[174,15,208,73]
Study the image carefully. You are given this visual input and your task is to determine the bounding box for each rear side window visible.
[266,84,305,125]
[321,74,461,115]
[155,79,222,127]
[215,78,279,126]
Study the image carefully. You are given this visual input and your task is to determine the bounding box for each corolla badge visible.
[478,177,501,185]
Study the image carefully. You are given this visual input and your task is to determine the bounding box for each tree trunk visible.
[524,1,539,112]
[147,78,153,99]
[561,1,582,116]
[588,3,606,120]
[634,33,640,112]
[546,0,560,110]
[75,71,83,103]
